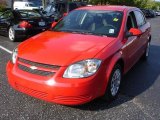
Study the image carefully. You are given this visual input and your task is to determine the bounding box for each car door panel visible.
[124,12,140,70]
[138,25,148,55]
[0,18,7,33]
[134,11,150,58]
[124,35,140,71]
[0,11,13,35]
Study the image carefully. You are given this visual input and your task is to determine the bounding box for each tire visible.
[8,26,16,42]
[142,42,150,60]
[103,64,122,102]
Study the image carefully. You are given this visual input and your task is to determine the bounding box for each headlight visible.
[63,59,101,78]
[12,48,18,64]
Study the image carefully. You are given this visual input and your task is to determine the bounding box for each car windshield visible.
[18,10,42,18]
[52,10,123,37]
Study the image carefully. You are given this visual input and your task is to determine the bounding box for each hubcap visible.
[9,27,14,41]
[146,42,150,57]
[111,69,121,96]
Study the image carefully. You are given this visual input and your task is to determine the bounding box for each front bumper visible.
[6,61,102,105]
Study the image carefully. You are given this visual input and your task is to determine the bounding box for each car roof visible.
[77,5,136,11]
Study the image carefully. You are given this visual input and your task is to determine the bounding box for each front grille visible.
[18,58,60,70]
[18,64,54,77]
[17,57,60,77]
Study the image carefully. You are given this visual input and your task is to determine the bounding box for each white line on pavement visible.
[0,45,12,54]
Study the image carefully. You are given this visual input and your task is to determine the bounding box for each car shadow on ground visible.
[72,45,160,111]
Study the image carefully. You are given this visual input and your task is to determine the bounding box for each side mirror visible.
[126,28,142,37]
[63,13,68,17]
[51,21,57,28]
[129,28,142,36]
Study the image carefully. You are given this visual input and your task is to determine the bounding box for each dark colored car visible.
[142,9,156,18]
[148,9,156,18]
[0,10,53,42]
[43,1,86,21]
[140,9,149,17]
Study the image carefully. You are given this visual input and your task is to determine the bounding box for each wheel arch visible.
[101,52,125,95]
[106,52,124,80]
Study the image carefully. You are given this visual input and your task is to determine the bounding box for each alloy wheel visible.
[9,27,15,41]
[110,69,121,96]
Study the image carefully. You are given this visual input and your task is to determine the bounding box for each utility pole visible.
[11,0,14,10]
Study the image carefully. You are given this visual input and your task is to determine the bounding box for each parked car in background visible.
[26,0,43,9]
[140,9,156,18]
[140,8,149,17]
[14,1,40,10]
[42,1,87,21]
[0,10,52,41]
[147,9,156,18]
[155,11,160,16]
[7,6,151,105]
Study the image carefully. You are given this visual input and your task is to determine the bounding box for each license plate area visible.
[39,22,45,26]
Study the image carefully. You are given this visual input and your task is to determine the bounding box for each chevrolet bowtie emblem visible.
[30,66,38,70]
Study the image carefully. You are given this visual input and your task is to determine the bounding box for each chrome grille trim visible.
[18,64,55,77]
[18,58,60,70]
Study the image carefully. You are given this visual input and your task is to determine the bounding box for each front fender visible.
[101,51,123,94]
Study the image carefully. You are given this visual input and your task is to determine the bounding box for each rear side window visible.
[134,11,146,27]
[18,10,41,18]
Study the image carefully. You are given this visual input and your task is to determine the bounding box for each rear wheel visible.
[142,42,150,60]
[103,64,122,102]
[8,26,16,42]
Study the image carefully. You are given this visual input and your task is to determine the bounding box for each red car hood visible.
[18,31,115,66]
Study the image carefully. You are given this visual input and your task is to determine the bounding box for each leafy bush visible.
[0,0,7,12]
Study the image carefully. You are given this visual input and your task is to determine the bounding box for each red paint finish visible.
[6,6,151,105]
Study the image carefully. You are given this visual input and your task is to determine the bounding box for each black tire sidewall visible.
[103,64,122,102]
[142,42,150,60]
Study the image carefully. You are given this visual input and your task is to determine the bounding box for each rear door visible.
[133,10,150,57]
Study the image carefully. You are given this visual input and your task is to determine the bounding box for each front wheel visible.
[103,64,122,102]
[8,26,16,42]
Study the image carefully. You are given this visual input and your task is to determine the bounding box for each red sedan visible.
[6,6,151,105]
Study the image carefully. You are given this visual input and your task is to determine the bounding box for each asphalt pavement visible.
[0,17,160,120]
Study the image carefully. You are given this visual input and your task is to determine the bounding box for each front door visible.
[124,11,140,70]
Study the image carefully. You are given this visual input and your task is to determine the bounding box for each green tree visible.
[0,0,7,11]
[89,0,157,9]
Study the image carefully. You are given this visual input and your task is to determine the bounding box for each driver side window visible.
[126,12,137,31]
